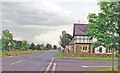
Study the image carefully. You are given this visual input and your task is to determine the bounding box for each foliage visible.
[29,43,36,50]
[86,1,120,51]
[35,44,41,50]
[2,30,16,51]
[53,45,57,49]
[13,40,22,50]
[21,40,29,50]
[40,44,45,50]
[46,43,52,50]
[2,30,13,41]
[59,31,72,48]
[2,50,53,57]
[1,29,56,52]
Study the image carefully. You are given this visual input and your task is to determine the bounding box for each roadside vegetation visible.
[1,30,58,57]
[59,31,72,49]
[55,51,118,61]
[2,49,56,57]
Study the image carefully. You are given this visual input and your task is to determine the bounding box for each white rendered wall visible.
[94,46,106,54]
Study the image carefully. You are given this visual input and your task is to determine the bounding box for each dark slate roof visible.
[73,24,88,36]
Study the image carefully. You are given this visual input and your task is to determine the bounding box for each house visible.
[64,23,118,57]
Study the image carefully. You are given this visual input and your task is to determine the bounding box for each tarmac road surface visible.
[1,51,118,73]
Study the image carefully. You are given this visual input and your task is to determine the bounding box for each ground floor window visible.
[83,46,88,51]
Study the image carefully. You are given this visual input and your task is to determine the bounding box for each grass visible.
[96,65,119,71]
[54,51,118,61]
[2,49,57,57]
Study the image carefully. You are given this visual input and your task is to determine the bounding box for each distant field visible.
[55,51,118,61]
[2,49,57,57]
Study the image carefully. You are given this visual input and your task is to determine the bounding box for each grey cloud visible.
[2,2,71,26]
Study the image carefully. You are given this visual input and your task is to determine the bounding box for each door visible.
[99,47,102,53]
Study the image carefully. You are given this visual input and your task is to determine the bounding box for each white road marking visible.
[9,56,13,57]
[44,57,55,73]
[81,65,116,68]
[10,60,22,65]
[10,63,15,65]
[15,60,22,63]
[51,57,54,63]
[44,63,52,73]
[0,67,2,69]
[51,63,56,73]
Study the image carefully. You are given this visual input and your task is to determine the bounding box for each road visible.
[1,51,118,73]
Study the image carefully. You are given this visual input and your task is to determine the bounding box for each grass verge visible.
[96,65,118,71]
[54,51,118,61]
[2,49,57,57]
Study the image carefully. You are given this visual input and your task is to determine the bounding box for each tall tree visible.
[2,30,16,51]
[86,1,120,53]
[46,43,52,50]
[53,45,57,50]
[21,40,29,50]
[40,44,45,50]
[35,44,41,50]
[86,1,120,71]
[13,40,22,50]
[2,30,13,41]
[59,31,72,48]
[29,43,35,50]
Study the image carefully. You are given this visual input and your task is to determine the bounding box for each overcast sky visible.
[2,0,101,46]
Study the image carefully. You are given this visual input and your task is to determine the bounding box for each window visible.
[83,46,87,51]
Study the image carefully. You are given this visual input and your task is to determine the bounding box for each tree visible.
[40,44,45,50]
[2,30,16,51]
[53,45,57,50]
[2,30,13,41]
[46,43,52,50]
[13,40,22,50]
[29,43,35,50]
[35,44,41,50]
[86,1,120,71]
[59,31,72,48]
[21,40,29,50]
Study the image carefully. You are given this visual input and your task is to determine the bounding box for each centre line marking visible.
[44,57,54,73]
[10,60,22,65]
[81,66,116,68]
[51,57,54,63]
[15,60,22,63]
[9,56,13,57]
[44,63,52,73]
[51,63,56,73]
[10,63,15,65]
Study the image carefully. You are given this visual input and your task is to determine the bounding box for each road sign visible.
[8,42,12,46]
